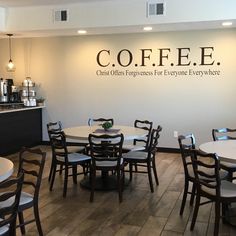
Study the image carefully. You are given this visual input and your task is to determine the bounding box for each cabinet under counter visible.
[0,106,44,155]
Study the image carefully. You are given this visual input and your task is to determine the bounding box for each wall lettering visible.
[95,46,221,78]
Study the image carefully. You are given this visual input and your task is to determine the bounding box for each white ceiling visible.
[0,0,111,7]
[0,0,235,37]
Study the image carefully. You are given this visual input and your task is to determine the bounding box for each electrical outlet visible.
[174,131,178,138]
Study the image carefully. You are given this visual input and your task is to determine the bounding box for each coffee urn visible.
[0,78,8,102]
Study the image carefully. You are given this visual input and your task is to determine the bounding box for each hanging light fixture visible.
[6,33,16,72]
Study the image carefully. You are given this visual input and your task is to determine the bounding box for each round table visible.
[199,140,236,164]
[0,157,14,182]
[63,125,147,141]
[63,125,147,190]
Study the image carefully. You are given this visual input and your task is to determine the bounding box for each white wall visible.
[0,28,235,148]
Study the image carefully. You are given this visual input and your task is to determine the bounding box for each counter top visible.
[0,105,45,114]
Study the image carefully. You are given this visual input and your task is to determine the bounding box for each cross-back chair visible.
[49,130,91,197]
[123,125,162,192]
[190,149,236,236]
[89,133,124,202]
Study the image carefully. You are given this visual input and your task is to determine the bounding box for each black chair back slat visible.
[147,126,162,158]
[191,149,221,194]
[212,128,236,141]
[93,118,114,126]
[133,119,153,149]
[18,147,46,194]
[89,133,124,165]
[0,172,24,235]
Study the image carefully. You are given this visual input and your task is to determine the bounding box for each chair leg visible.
[214,201,220,236]
[228,171,233,182]
[34,203,43,236]
[48,157,54,182]
[49,163,57,191]
[190,193,200,231]
[147,161,154,192]
[129,163,133,181]
[90,168,95,202]
[18,211,26,235]
[190,183,196,206]
[180,180,189,215]
[63,166,68,198]
[222,203,227,224]
[117,169,123,203]
[59,164,63,175]
[152,158,159,185]
[72,165,77,184]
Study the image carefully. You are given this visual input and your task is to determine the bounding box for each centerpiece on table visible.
[102,121,113,131]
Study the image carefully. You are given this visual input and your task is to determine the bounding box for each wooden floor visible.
[6,145,236,236]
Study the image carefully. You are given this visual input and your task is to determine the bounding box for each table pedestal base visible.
[80,175,120,191]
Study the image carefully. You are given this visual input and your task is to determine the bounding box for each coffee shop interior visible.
[0,0,236,235]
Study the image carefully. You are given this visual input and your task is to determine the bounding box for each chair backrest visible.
[49,130,69,163]
[212,128,236,141]
[178,133,196,178]
[190,149,221,197]
[92,118,114,126]
[147,125,162,157]
[18,147,46,200]
[0,172,24,236]
[88,133,124,167]
[47,121,62,139]
[134,119,153,149]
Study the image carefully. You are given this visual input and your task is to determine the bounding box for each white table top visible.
[0,157,14,182]
[199,140,236,164]
[63,125,147,141]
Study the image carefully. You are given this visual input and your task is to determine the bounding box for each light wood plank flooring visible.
[6,145,236,236]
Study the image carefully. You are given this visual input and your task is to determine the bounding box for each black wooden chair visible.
[47,121,86,182]
[178,133,228,216]
[123,119,153,152]
[123,126,162,192]
[89,133,124,202]
[17,147,46,236]
[190,149,236,236]
[0,172,24,236]
[212,128,236,181]
[49,130,91,197]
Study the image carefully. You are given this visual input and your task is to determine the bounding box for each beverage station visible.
[0,77,38,110]
[0,77,44,155]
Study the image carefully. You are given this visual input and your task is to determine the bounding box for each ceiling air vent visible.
[147,1,165,17]
[53,9,68,22]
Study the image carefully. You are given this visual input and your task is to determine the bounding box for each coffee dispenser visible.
[0,78,8,102]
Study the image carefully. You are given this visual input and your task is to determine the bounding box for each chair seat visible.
[122,144,145,152]
[202,180,236,198]
[19,192,33,206]
[0,191,33,209]
[56,153,90,163]
[123,151,148,160]
[0,218,9,235]
[220,161,236,170]
[95,158,124,167]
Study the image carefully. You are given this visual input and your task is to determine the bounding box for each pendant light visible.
[6,33,16,72]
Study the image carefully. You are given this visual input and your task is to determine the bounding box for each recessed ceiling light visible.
[143,26,153,31]
[222,22,233,27]
[77,30,87,34]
